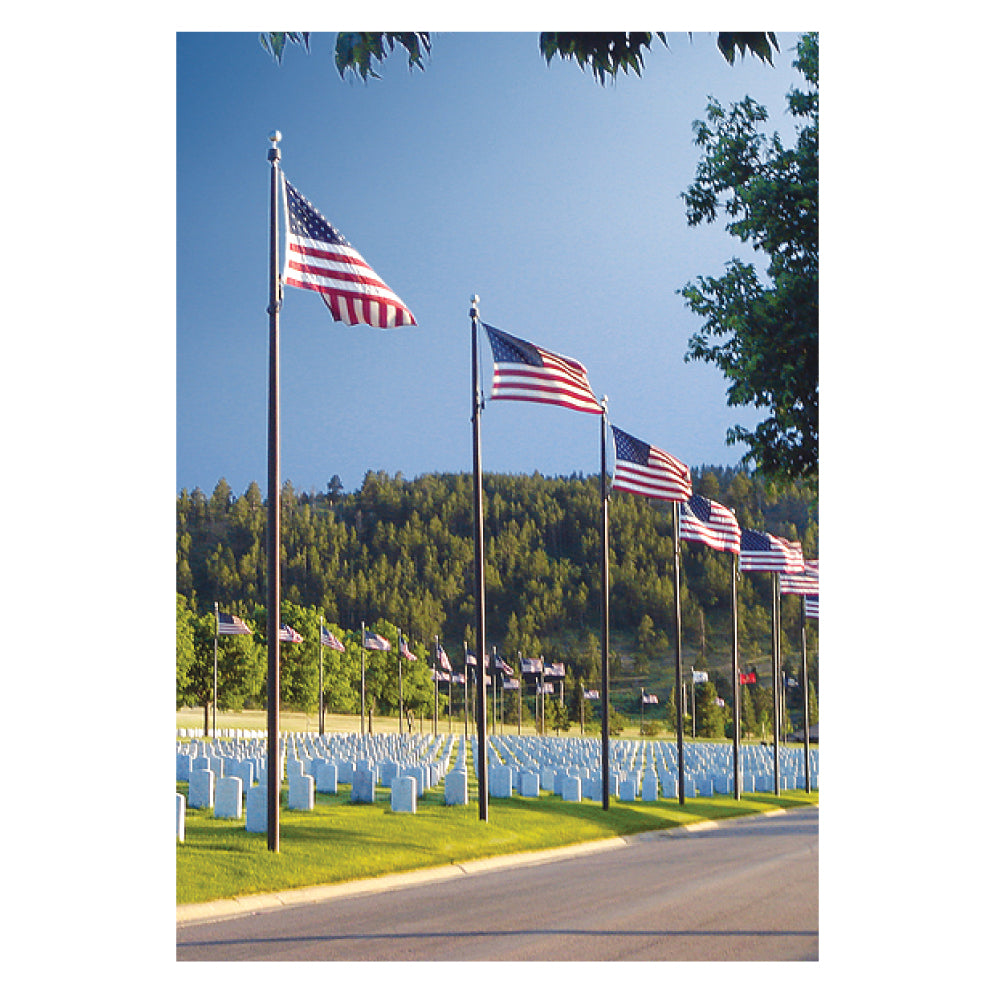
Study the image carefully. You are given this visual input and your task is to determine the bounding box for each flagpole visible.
[265,131,282,853]
[801,595,811,792]
[213,602,219,739]
[673,501,685,806]
[731,554,741,800]
[319,615,325,737]
[492,647,498,736]
[470,295,488,822]
[360,620,367,738]
[434,634,440,738]
[600,398,611,811]
[771,574,780,795]
[398,630,403,736]
[463,641,469,740]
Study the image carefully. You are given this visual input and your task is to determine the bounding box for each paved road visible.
[177,805,818,961]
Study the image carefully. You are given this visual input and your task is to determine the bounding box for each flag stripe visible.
[282,179,415,328]
[217,611,252,636]
[279,624,304,643]
[780,558,819,595]
[679,495,742,554]
[321,625,345,651]
[483,323,603,415]
[611,425,692,503]
[739,530,805,573]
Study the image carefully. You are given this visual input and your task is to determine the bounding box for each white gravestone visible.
[288,773,315,810]
[214,775,243,819]
[188,768,214,810]
[315,761,339,794]
[245,784,267,833]
[560,775,582,802]
[444,768,468,805]
[391,776,417,813]
[350,767,376,803]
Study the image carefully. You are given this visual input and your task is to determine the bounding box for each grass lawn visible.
[176,760,818,905]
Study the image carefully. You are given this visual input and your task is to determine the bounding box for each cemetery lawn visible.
[176,781,819,905]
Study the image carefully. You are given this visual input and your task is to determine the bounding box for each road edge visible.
[177,803,817,927]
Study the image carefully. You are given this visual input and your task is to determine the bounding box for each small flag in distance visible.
[363,630,391,652]
[217,611,252,636]
[320,625,345,651]
[278,624,304,643]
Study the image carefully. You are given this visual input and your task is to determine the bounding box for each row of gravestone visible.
[176,732,468,839]
[471,735,819,799]
[176,733,818,841]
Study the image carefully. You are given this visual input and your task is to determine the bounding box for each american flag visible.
[739,529,805,573]
[611,425,692,503]
[278,624,304,643]
[436,644,452,671]
[805,594,819,620]
[780,558,819,596]
[502,678,520,691]
[642,692,659,704]
[491,654,514,676]
[583,689,601,700]
[282,179,416,329]
[482,323,603,414]
[679,494,742,554]
[520,657,543,675]
[399,636,417,661]
[363,630,391,652]
[544,662,566,677]
[217,611,252,636]
[320,625,345,651]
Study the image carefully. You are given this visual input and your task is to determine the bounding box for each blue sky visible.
[177,31,809,498]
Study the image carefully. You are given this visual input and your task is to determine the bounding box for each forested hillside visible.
[176,468,818,735]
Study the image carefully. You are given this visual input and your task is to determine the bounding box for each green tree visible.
[694,679,726,738]
[176,593,196,708]
[550,700,571,735]
[187,610,263,732]
[740,683,757,737]
[807,678,819,728]
[260,32,779,84]
[680,32,818,482]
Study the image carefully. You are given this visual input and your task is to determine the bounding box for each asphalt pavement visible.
[177,804,818,961]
